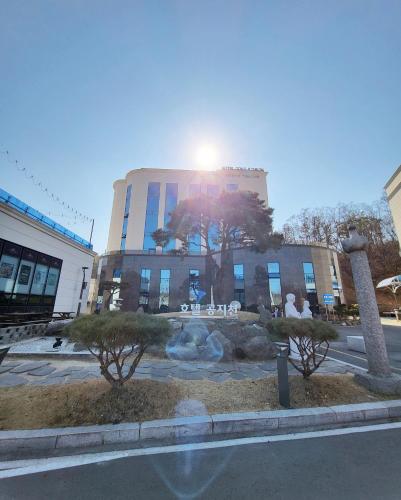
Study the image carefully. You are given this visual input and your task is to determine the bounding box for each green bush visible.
[66,311,171,388]
[267,318,338,378]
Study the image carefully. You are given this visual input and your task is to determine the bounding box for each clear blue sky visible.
[1,0,400,253]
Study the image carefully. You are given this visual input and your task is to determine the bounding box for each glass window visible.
[30,264,49,295]
[0,254,20,293]
[113,269,122,279]
[159,269,171,308]
[188,184,201,253]
[303,262,317,292]
[139,268,151,305]
[189,269,200,302]
[267,262,282,306]
[233,264,245,306]
[44,268,60,296]
[124,184,132,216]
[143,183,160,250]
[13,260,35,294]
[163,183,178,253]
[0,242,22,293]
[226,184,238,192]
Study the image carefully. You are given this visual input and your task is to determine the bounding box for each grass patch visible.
[0,374,388,430]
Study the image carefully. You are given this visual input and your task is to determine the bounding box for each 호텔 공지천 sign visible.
[180,303,239,318]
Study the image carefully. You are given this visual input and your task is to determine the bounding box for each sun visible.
[195,144,218,170]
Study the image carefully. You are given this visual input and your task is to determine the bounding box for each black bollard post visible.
[276,343,290,408]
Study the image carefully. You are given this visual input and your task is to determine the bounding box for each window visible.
[139,268,151,306]
[330,260,341,298]
[303,262,316,292]
[233,264,245,306]
[0,242,22,293]
[159,269,171,309]
[120,184,132,251]
[0,238,62,312]
[267,262,282,306]
[143,183,160,251]
[206,185,220,251]
[189,269,200,302]
[226,184,238,192]
[188,184,201,253]
[163,183,178,253]
[303,262,318,311]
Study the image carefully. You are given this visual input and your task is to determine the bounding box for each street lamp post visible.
[76,266,89,317]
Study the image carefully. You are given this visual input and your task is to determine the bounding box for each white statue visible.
[284,293,301,360]
[301,300,313,319]
[285,293,301,319]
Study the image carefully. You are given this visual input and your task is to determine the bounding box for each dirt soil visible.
[0,374,388,430]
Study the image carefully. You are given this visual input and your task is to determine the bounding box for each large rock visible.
[207,330,235,362]
[241,336,277,361]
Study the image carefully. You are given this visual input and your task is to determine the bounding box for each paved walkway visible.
[0,357,353,387]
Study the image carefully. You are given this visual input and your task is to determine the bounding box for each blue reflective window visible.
[139,268,151,305]
[188,184,201,253]
[189,269,201,302]
[124,185,132,216]
[120,238,126,251]
[159,269,171,308]
[207,185,219,250]
[143,182,160,250]
[267,263,282,306]
[113,269,122,279]
[233,264,245,305]
[303,262,316,292]
[226,184,238,192]
[163,183,178,253]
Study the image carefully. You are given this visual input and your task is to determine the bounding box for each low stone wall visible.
[0,323,48,345]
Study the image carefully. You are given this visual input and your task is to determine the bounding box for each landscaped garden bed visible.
[0,374,389,430]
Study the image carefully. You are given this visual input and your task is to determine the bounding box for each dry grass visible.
[0,374,387,430]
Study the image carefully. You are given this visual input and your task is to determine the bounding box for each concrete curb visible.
[1,400,401,453]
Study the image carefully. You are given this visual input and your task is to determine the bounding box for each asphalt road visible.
[2,425,401,499]
[329,324,401,373]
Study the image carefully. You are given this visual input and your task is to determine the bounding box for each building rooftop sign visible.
[0,187,93,250]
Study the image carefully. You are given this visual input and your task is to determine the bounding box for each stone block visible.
[0,373,27,387]
[102,424,140,444]
[28,366,57,376]
[381,400,401,417]
[10,362,49,374]
[56,432,103,448]
[0,436,57,452]
[140,416,212,441]
[331,403,365,423]
[212,411,278,434]
[277,407,336,428]
[347,336,366,353]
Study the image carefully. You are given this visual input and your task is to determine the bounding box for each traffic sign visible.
[323,293,334,305]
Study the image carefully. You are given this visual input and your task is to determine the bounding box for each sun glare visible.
[195,144,218,170]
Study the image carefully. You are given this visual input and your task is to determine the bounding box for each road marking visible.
[326,349,401,375]
[3,421,401,479]
[322,354,367,372]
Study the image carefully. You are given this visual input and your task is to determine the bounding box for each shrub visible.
[267,318,338,378]
[66,311,171,388]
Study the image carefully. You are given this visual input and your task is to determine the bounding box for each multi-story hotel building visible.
[100,167,344,313]
[385,165,401,246]
[107,167,268,253]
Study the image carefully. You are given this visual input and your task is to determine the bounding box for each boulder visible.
[207,330,235,361]
[241,336,277,361]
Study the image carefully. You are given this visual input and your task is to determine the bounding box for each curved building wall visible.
[97,244,344,313]
[106,168,268,253]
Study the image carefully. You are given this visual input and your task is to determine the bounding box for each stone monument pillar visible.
[342,226,401,393]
